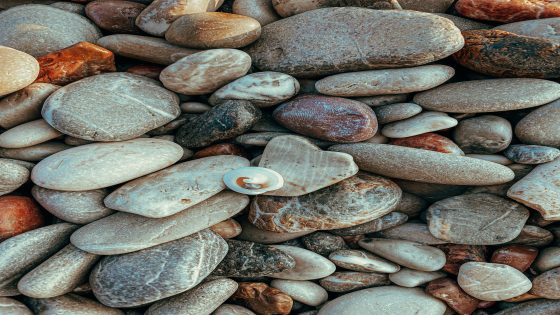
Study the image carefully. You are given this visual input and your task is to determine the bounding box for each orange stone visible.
[232,282,293,315]
[0,196,45,240]
[426,277,480,315]
[455,0,560,23]
[210,218,242,239]
[436,244,486,275]
[193,143,249,159]
[34,42,116,85]
[390,133,464,155]
[126,65,164,80]
[490,245,538,272]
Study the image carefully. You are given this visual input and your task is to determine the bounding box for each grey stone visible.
[301,232,348,256]
[330,212,408,236]
[493,299,560,315]
[378,223,448,245]
[373,103,422,124]
[0,159,29,196]
[359,238,446,271]
[355,94,409,107]
[0,297,32,315]
[495,18,560,43]
[504,145,560,164]
[23,294,123,315]
[0,142,70,162]
[516,99,560,147]
[0,83,59,129]
[329,249,400,273]
[453,115,512,154]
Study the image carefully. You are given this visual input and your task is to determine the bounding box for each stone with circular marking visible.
[0,119,62,149]
[0,83,60,129]
[329,249,400,273]
[381,111,457,138]
[270,280,328,307]
[0,160,29,197]
[359,238,446,271]
[270,245,336,280]
[0,46,39,97]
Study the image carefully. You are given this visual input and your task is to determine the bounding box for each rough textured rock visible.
[359,238,446,271]
[0,83,59,129]
[495,17,560,42]
[390,133,464,155]
[270,280,328,307]
[504,145,560,164]
[455,0,560,23]
[436,244,487,275]
[270,245,336,280]
[493,300,560,315]
[0,46,40,97]
[319,271,390,292]
[490,245,538,272]
[271,0,403,17]
[453,115,512,154]
[426,277,480,315]
[0,196,44,240]
[85,0,145,34]
[232,282,293,315]
[0,297,32,315]
[0,119,62,149]
[329,249,400,273]
[388,268,446,288]
[381,111,458,138]
[516,99,560,147]
[331,212,408,236]
[373,103,422,124]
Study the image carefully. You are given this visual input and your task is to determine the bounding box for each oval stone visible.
[233,0,279,26]
[454,115,512,154]
[504,145,560,164]
[516,99,560,147]
[232,282,293,315]
[0,297,32,315]
[302,232,347,256]
[0,119,62,149]
[0,83,59,129]
[214,304,256,315]
[389,268,446,288]
[270,280,328,307]
[374,103,422,124]
[0,160,29,196]
[535,247,560,272]
[381,111,458,138]
[329,249,400,273]
[455,0,560,23]
[270,245,336,280]
[0,196,44,240]
[495,17,560,42]
[319,271,390,293]
[390,133,464,155]
[0,46,39,97]
[23,294,123,315]
[0,142,70,162]
[85,0,145,34]
[210,218,242,239]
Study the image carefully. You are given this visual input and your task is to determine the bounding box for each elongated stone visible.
[329,249,400,273]
[0,160,29,197]
[0,83,59,129]
[378,222,447,245]
[389,268,446,288]
[232,282,293,315]
[319,271,389,292]
[494,300,560,315]
[390,133,464,155]
[455,0,560,23]
[381,111,458,138]
[0,46,40,97]
[0,141,70,162]
[504,145,560,164]
[270,245,336,280]
[272,0,403,17]
[23,294,123,315]
[270,280,328,307]
[0,119,62,149]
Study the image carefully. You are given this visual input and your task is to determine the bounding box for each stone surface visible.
[51,2,85,15]
[426,277,480,315]
[434,13,491,31]
[72,192,247,255]
[504,145,560,164]
[0,196,44,241]
[516,99,560,147]
[399,0,453,12]
[270,245,336,280]
[0,4,101,57]
[457,262,532,301]
[0,83,59,129]
[85,0,145,33]
[210,218,242,239]
[0,46,40,97]
[90,229,227,307]
[24,294,123,315]
[490,245,538,272]
[329,249,400,273]
[331,143,515,185]
[531,267,560,299]
[535,246,560,272]
[302,232,347,256]
[194,143,248,158]
[0,119,62,149]
[319,271,390,292]
[331,212,408,236]
[232,282,293,315]
[0,159,29,197]
[453,115,512,154]
[0,142,70,162]
[359,238,446,271]
[390,133,464,155]
[378,222,448,245]
[271,0,403,17]
[495,17,560,42]
[509,225,553,247]
[381,111,458,138]
[214,304,256,315]
[388,268,445,288]
[181,101,212,114]
[0,297,32,315]
[246,8,463,78]
[233,0,279,26]
[237,217,312,244]
[493,300,560,315]
[373,103,422,124]
[455,0,560,23]
[160,49,251,95]
[394,192,428,217]
[467,153,513,165]
[126,64,163,79]
[439,244,487,275]
[414,79,560,113]
[270,280,328,307]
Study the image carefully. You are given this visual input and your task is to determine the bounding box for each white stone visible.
[458,262,532,301]
[389,268,446,287]
[271,245,336,280]
[381,111,458,138]
[270,280,328,306]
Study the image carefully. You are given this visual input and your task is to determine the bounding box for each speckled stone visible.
[467,153,513,165]
[233,0,279,25]
[373,103,422,124]
[493,300,560,315]
[237,217,312,244]
[516,99,560,147]
[508,225,553,247]
[504,145,560,164]
[270,245,336,280]
[426,277,480,315]
[319,271,390,293]
[399,0,454,12]
[330,212,407,236]
[329,249,400,273]
[377,223,447,245]
[535,247,560,272]
[355,94,409,107]
[232,282,293,315]
[271,0,403,17]
[390,133,464,155]
[490,245,538,272]
[214,304,256,315]
[0,160,29,197]
[270,280,328,307]
[495,17,560,42]
[0,119,62,149]
[0,142,70,162]
[85,0,144,34]
[381,111,458,138]
[360,238,446,271]
[24,294,123,315]
[455,0,560,23]
[0,46,40,97]
[0,196,44,241]
[531,267,560,299]
[50,2,85,15]
[394,193,428,217]
[388,268,446,287]
[0,83,59,129]
[301,232,347,256]
[453,115,512,154]
[433,13,491,31]
[0,297,32,315]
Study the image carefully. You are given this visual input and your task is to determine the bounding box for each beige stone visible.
[0,46,39,97]
[24,294,123,315]
[213,304,256,315]
[0,297,32,315]
[0,141,70,162]
[0,119,62,149]
[359,238,446,271]
[0,83,59,129]
[329,249,400,273]
[516,99,560,147]
[458,262,532,301]
[270,280,328,306]
[389,268,446,287]
[381,111,458,138]
[233,0,279,26]
[0,159,29,196]
[237,217,312,244]
[271,245,336,280]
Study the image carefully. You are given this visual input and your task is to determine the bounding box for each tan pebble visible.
[0,119,62,148]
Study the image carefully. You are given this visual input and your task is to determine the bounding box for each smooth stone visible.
[0,46,39,97]
[381,111,458,138]
[270,245,336,280]
[236,132,334,148]
[315,65,454,97]
[455,0,560,23]
[433,13,491,31]
[394,179,468,202]
[319,271,390,293]
[32,138,182,191]
[232,282,293,315]
[209,71,300,107]
[246,8,463,78]
[0,297,32,315]
[176,100,261,148]
[532,267,560,299]
[0,142,70,162]
[126,64,164,79]
[495,18,560,43]
[399,0,453,12]
[414,79,560,113]
[146,278,237,315]
[355,94,409,107]
[535,247,560,272]
[72,192,247,255]
[193,143,248,159]
[214,304,256,315]
[0,83,59,129]
[437,244,487,275]
[51,2,85,15]
[0,196,44,241]
[458,262,532,301]
[390,133,464,155]
[389,268,446,287]
[237,217,312,244]
[359,238,446,272]
[181,101,211,113]
[0,5,101,56]
[394,192,428,217]
[331,212,408,236]
[301,232,347,256]
[23,294,123,315]
[0,119,62,149]
[516,99,560,147]
[166,12,261,49]
[330,143,515,185]
[250,172,401,232]
[0,223,77,289]
[427,193,530,245]
[85,0,145,34]
[508,225,553,247]
[466,154,513,165]
[504,145,560,164]
[97,34,200,65]
[377,222,448,245]
[43,73,180,141]
[233,0,279,26]
[494,300,560,315]
[17,244,99,298]
[90,229,227,307]
[329,249,400,273]
[271,0,403,17]
[270,280,328,307]
[490,245,538,272]
[160,49,251,95]
[210,218,242,239]
[426,277,480,315]
[454,115,512,154]
[0,160,29,196]
[373,103,422,124]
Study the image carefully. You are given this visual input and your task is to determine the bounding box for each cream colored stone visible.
[213,304,256,315]
[0,83,59,129]
[381,111,458,138]
[270,280,328,306]
[466,154,513,165]
[0,46,39,96]
[24,294,123,315]
[271,245,336,280]
[0,297,32,315]
[389,268,446,287]
[458,262,532,301]
[0,159,29,196]
[237,217,312,244]
[0,119,62,148]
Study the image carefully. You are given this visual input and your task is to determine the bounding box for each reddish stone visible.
[455,0,560,23]
[477,301,496,309]
[436,244,486,275]
[426,278,480,315]
[504,292,541,302]
[0,196,45,240]
[490,245,538,272]
[34,42,116,85]
[232,282,293,315]
[193,143,249,159]
[390,133,464,155]
[126,65,164,80]
[86,0,146,34]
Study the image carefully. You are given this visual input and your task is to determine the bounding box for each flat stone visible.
[426,277,480,315]
[315,65,454,97]
[532,267,560,299]
[270,245,336,280]
[232,282,293,315]
[455,0,560,23]
[90,229,227,307]
[330,143,515,185]
[495,17,560,42]
[0,46,39,96]
[490,245,538,272]
[160,49,251,95]
[210,218,242,239]
[457,262,532,301]
[23,294,123,315]
[355,94,409,107]
[250,172,401,232]
[233,0,279,26]
[433,13,491,31]
[373,103,422,124]
[0,160,29,197]
[427,193,529,245]
[535,247,560,272]
[0,297,32,315]
[0,196,44,241]
[381,111,458,138]
[85,0,144,34]
[32,138,182,191]
[246,8,463,78]
[214,304,256,315]
[516,99,560,147]
[414,79,560,113]
[453,115,512,154]
[508,225,553,247]
[504,145,560,164]
[329,249,400,273]
[319,271,389,292]
[271,0,402,17]
[494,300,560,315]
[389,268,446,287]
[378,222,448,245]
[331,212,408,236]
[146,278,237,315]
[0,83,59,129]
[359,238,446,271]
[0,119,62,149]
[72,192,248,255]
[301,232,347,256]
[237,217,312,244]
[270,280,328,307]
[390,133,464,155]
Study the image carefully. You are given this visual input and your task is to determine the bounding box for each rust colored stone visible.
[490,245,538,272]
[455,0,560,23]
[34,42,116,85]
[436,244,486,275]
[193,143,249,159]
[126,64,164,79]
[504,292,541,302]
[453,30,560,79]
[390,133,464,155]
[232,282,293,315]
[85,0,146,34]
[0,196,45,240]
[426,278,480,315]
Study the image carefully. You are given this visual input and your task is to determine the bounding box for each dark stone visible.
[436,244,487,275]
[330,212,408,236]
[301,232,348,256]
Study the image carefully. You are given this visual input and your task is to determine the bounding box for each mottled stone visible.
[490,245,537,272]
[388,268,445,287]
[495,17,560,42]
[233,0,279,25]
[0,196,44,241]
[516,99,560,147]
[126,64,163,79]
[508,225,553,247]
[455,0,560,23]
[378,223,447,245]
[301,232,347,256]
[0,83,59,129]
[85,0,145,33]
[214,304,256,315]
[0,297,32,315]
[194,143,248,159]
[390,133,463,155]
[0,160,29,197]
[467,153,512,165]
[0,119,62,149]
[399,0,453,12]
[272,0,403,17]
[535,247,560,272]
[494,300,560,315]
[504,145,560,164]
[394,179,468,202]
[381,111,458,138]
[434,13,491,31]
[210,218,242,239]
[270,280,328,307]
[0,46,39,97]
[531,267,560,299]
[426,278,480,315]
[0,142,70,162]
[359,238,446,271]
[329,249,400,273]
[270,245,336,280]
[24,294,123,315]
[232,282,293,315]
[373,103,422,124]
[394,193,428,217]
[237,217,312,244]
[181,101,211,113]
[453,115,512,154]
[319,271,390,292]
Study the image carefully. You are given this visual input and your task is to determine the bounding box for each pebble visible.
[390,133,464,155]
[495,17,560,42]
[237,217,312,244]
[381,111,458,138]
[534,247,560,272]
[453,115,512,154]
[160,49,251,95]
[90,229,227,307]
[0,83,59,129]
[414,79,560,113]
[24,294,123,315]
[467,153,513,165]
[493,300,560,315]
[373,103,422,124]
[437,244,487,275]
[516,99,560,147]
[329,249,400,273]
[210,218,242,239]
[32,138,182,191]
[490,245,538,272]
[457,262,532,301]
[0,196,44,240]
[232,282,293,315]
[0,297,32,315]
[331,212,408,236]
[394,179,467,202]
[378,222,448,245]
[272,0,403,17]
[72,192,247,255]
[426,277,480,315]
[0,160,29,196]
[247,8,463,77]
[0,119,62,149]
[0,46,39,97]
[214,304,256,315]
[455,0,560,23]
[399,0,454,12]
[85,0,145,34]
[181,101,212,113]
[315,65,454,97]
[270,245,336,280]
[319,271,390,293]
[433,13,491,31]
[508,225,553,247]
[301,232,347,256]
[359,238,446,272]
[126,64,163,79]
[270,280,328,307]
[388,268,446,288]
[394,192,428,217]
[194,143,248,159]
[0,4,101,56]
[355,94,409,107]
[504,145,560,164]
[50,2,85,15]
[232,0,279,26]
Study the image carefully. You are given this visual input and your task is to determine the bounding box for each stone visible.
[394,192,428,217]
[17,244,99,298]
[237,217,312,244]
[508,225,553,247]
[0,297,32,315]
[355,94,409,107]
[302,232,347,256]
[85,0,145,33]
[210,218,242,239]
[388,268,446,287]
[457,262,532,301]
[381,111,458,138]
[24,294,123,315]
[126,64,163,79]
[535,247,560,272]
[176,100,261,148]
[72,192,247,255]
[414,79,560,113]
[0,46,39,97]
[504,145,560,164]
[434,13,491,31]
[0,223,77,289]
[0,196,44,241]
[233,0,279,26]
[166,12,261,48]
[0,142,70,162]
[160,49,251,95]
[90,229,227,307]
[331,212,408,236]
[315,65,454,97]
[453,115,512,154]
[495,17,560,42]
[0,83,59,129]
[378,223,448,245]
[232,282,293,315]
[531,267,560,299]
[516,99,560,147]
[399,0,453,12]
[394,179,468,202]
[427,193,530,245]
[359,238,446,271]
[272,0,402,17]
[455,0,560,23]
[467,153,513,165]
[0,160,29,197]
[194,143,248,159]
[51,2,85,15]
[236,132,334,148]
[0,5,101,57]
[490,245,538,272]
[0,119,62,149]
[329,249,400,273]
[319,271,389,292]
[390,133,464,155]
[426,277,480,315]
[330,143,515,185]
[97,34,200,65]
[42,73,179,141]
[270,280,328,307]
[270,245,336,280]
[146,278,237,315]
[373,103,422,124]
[246,8,463,78]
[250,172,401,232]
[181,101,211,113]
[494,300,560,315]
[214,304,256,315]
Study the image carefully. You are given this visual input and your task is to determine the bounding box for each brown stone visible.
[330,212,408,236]
[193,143,249,159]
[426,278,480,315]
[232,282,293,315]
[503,292,541,303]
[34,42,116,85]
[436,244,487,275]
[490,245,538,272]
[390,133,464,155]
[210,218,242,239]
[532,267,560,299]
[508,225,553,247]
[0,196,45,240]
[126,64,164,79]
[85,0,145,33]
[455,0,560,23]
[319,271,390,293]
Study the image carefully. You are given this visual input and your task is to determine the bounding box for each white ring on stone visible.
[223,166,284,195]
